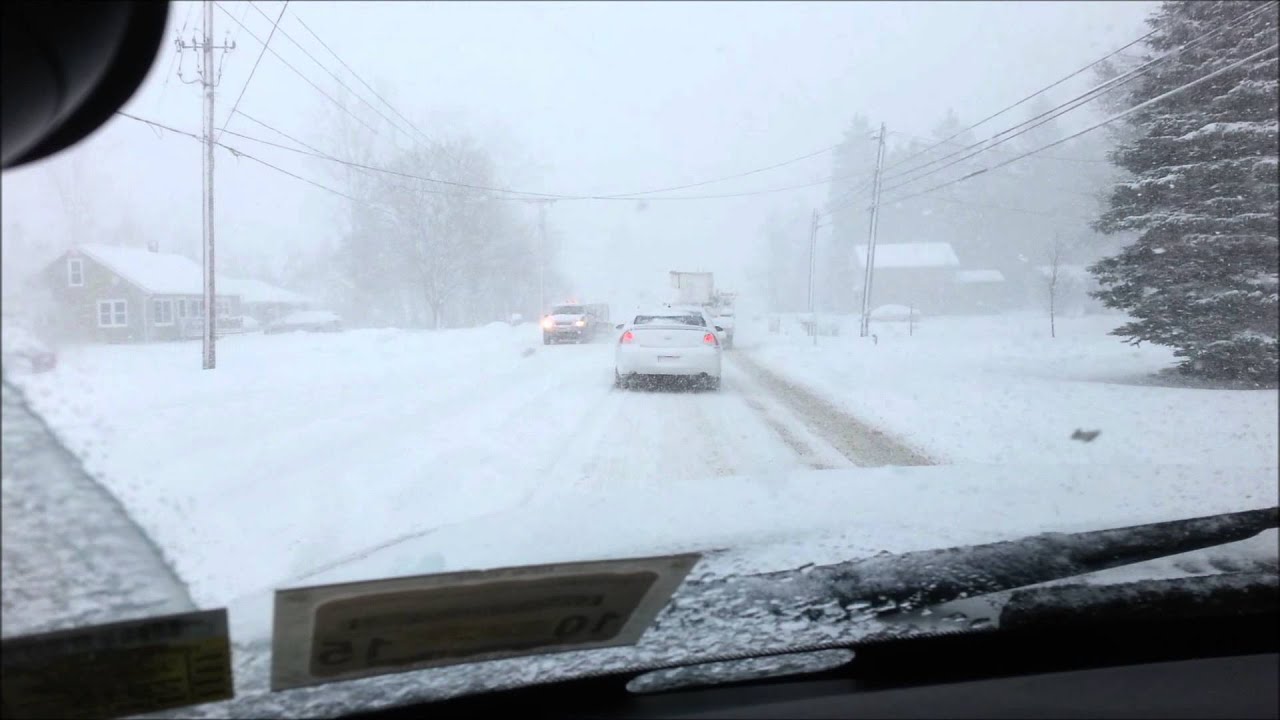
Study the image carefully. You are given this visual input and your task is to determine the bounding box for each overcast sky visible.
[1,0,1156,308]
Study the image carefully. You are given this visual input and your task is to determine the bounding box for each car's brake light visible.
[620,330,635,344]
[703,332,718,345]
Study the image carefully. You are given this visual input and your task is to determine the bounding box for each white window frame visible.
[97,299,128,328]
[177,299,188,319]
[152,298,174,326]
[215,298,232,318]
[67,258,84,287]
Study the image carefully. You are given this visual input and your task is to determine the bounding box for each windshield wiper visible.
[676,507,1278,623]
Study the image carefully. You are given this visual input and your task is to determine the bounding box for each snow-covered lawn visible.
[739,312,1278,467]
[11,323,605,610]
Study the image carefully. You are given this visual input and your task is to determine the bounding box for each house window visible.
[177,300,188,319]
[67,258,84,287]
[97,300,128,328]
[216,299,231,318]
[152,299,174,326]
[190,299,203,316]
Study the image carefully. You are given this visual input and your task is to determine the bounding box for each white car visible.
[614,308,723,391]
[713,310,736,348]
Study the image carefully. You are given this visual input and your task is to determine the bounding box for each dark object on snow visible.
[521,347,536,358]
[1071,429,1102,443]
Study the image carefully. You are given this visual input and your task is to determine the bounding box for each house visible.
[852,242,961,315]
[37,245,309,343]
[219,277,315,326]
[952,269,1008,313]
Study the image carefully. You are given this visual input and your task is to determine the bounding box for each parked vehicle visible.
[1,325,57,374]
[614,307,722,391]
[541,303,607,344]
[264,310,343,334]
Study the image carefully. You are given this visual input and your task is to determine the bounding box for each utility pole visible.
[177,1,234,369]
[806,208,820,346]
[859,122,887,339]
[537,201,551,316]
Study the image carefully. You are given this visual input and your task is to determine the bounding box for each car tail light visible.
[620,330,635,344]
[703,332,718,346]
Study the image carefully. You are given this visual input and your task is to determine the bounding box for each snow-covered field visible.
[740,312,1278,467]
[6,313,1277,656]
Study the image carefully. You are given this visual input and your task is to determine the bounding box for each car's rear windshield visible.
[633,314,705,327]
[552,305,584,315]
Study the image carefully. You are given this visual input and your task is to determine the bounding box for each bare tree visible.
[1047,233,1063,339]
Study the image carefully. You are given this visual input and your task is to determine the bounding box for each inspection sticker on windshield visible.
[270,553,700,691]
[0,609,233,720]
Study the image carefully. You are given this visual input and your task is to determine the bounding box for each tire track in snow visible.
[730,352,935,467]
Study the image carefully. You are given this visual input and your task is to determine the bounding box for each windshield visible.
[1,1,1276,717]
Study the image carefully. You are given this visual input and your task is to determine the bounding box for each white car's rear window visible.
[633,314,705,327]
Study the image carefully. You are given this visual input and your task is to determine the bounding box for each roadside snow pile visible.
[739,312,1278,467]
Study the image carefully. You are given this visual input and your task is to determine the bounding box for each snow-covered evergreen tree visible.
[1091,0,1278,381]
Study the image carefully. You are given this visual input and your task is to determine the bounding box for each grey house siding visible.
[41,251,242,344]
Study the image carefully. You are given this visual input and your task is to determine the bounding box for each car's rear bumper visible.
[616,345,721,377]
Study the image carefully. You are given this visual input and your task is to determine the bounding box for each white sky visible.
[1,0,1156,306]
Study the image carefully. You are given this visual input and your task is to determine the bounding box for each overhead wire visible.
[241,1,425,149]
[290,10,441,148]
[218,0,289,142]
[879,25,1160,176]
[877,42,1279,207]
[879,1,1278,191]
[114,111,394,216]
[211,1,388,141]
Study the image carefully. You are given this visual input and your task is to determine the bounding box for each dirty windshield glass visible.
[1,0,1276,718]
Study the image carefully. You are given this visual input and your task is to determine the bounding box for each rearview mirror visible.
[615,323,625,330]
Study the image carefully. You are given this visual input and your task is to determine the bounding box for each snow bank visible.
[739,312,1278,467]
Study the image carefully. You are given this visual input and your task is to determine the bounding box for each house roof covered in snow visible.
[853,242,960,269]
[70,244,311,304]
[218,277,314,306]
[955,269,1006,284]
[75,244,209,296]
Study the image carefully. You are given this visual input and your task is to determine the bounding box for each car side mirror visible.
[715,326,725,332]
[615,323,625,330]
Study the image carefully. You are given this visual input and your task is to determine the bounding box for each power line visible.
[114,111,393,215]
[211,1,387,141]
[241,1,424,148]
[592,145,837,198]
[878,1,1278,194]
[880,26,1159,176]
[290,10,439,148]
[205,111,853,202]
[886,130,1110,164]
[218,0,288,142]
[878,42,1279,207]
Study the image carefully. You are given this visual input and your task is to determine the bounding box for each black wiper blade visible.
[999,570,1280,629]
[680,507,1278,620]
